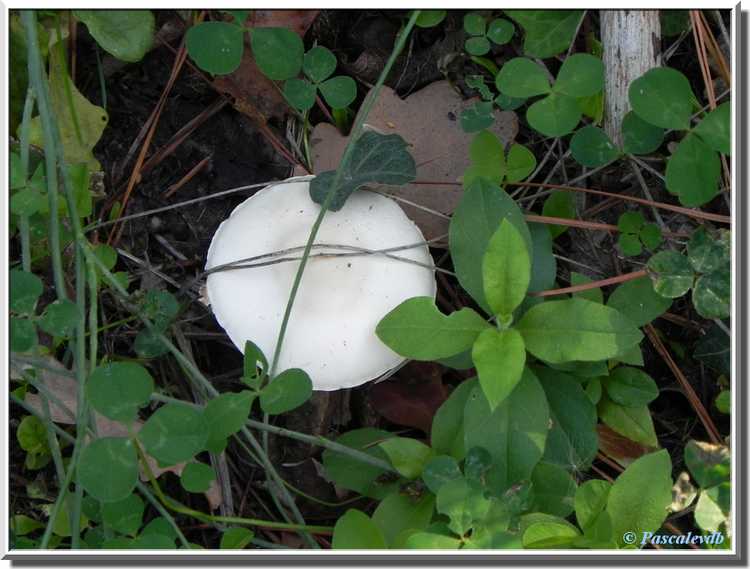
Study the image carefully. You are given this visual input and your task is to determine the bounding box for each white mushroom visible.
[205,177,436,391]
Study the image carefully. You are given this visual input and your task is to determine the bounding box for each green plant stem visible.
[18,86,36,272]
[135,481,191,548]
[94,43,107,109]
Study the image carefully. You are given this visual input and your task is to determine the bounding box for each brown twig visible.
[528,269,648,298]
[526,214,687,239]
[163,156,211,199]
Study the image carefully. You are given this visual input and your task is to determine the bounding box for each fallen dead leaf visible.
[596,424,655,468]
[295,81,518,241]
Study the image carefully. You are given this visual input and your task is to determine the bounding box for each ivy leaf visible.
[570,126,620,167]
[139,404,208,466]
[622,111,664,155]
[666,133,721,207]
[180,462,216,493]
[482,219,531,318]
[693,269,730,319]
[526,92,581,137]
[602,366,659,407]
[86,362,154,423]
[516,298,643,364]
[79,438,138,503]
[506,10,584,58]
[647,250,694,298]
[495,58,551,98]
[74,10,154,63]
[376,297,490,360]
[629,67,694,130]
[694,102,730,155]
[422,455,463,494]
[283,78,316,112]
[259,368,313,415]
[472,328,526,411]
[309,131,416,211]
[10,269,43,315]
[204,391,255,453]
[553,54,604,98]
[460,101,495,133]
[332,510,387,549]
[303,45,336,83]
[250,28,304,80]
[319,76,357,109]
[607,276,672,328]
[379,438,434,479]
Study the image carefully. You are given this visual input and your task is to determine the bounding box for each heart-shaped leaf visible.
[496,57,551,98]
[75,10,154,63]
[79,438,138,503]
[693,269,730,319]
[553,53,604,98]
[303,45,337,83]
[87,362,154,423]
[621,111,664,155]
[259,368,313,415]
[629,67,694,130]
[10,269,43,315]
[139,403,208,466]
[570,125,620,167]
[185,21,244,75]
[527,93,581,137]
[694,102,730,155]
[506,10,583,58]
[283,78,316,112]
[250,27,304,81]
[319,76,357,109]
[487,19,514,45]
[666,133,721,207]
[647,250,694,298]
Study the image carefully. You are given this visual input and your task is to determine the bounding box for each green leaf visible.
[10,318,37,353]
[570,272,603,304]
[598,395,658,447]
[570,126,620,167]
[322,428,397,499]
[464,368,549,492]
[74,10,154,63]
[465,36,491,56]
[618,233,642,257]
[464,130,505,186]
[372,493,435,547]
[639,224,663,250]
[449,178,532,314]
[530,462,577,517]
[715,390,730,414]
[523,520,580,548]
[666,133,721,207]
[283,78,316,112]
[693,269,730,319]
[250,27,304,80]
[694,102,730,155]
[535,366,598,472]
[495,58,551,98]
[10,187,46,217]
[694,489,728,532]
[606,450,673,547]
[415,10,446,28]
[220,527,254,549]
[629,67,694,130]
[17,416,49,455]
[553,53,604,98]
[204,391,254,453]
[622,110,664,155]
[134,330,169,359]
[79,438,138,503]
[542,191,576,239]
[575,479,611,530]
[684,440,730,488]
[141,290,179,330]
[259,368,312,415]
[431,378,476,459]
[181,462,216,493]
[460,101,495,133]
[10,151,25,190]
[506,10,584,58]
[505,144,536,182]
[647,250,694,298]
[406,528,462,549]
[422,455,462,494]
[688,227,729,274]
[472,328,526,411]
[37,299,79,337]
[695,322,730,375]
[102,494,144,536]
[185,21,243,75]
[602,366,659,407]
[482,219,531,318]
[527,93,581,137]
[618,210,644,233]
[376,297,490,360]
[309,131,415,211]
[227,10,249,24]
[437,478,490,536]
[11,514,45,536]
[332,510,387,549]
[463,12,486,36]
[378,437,433,479]
[495,92,526,111]
[139,404,209,466]
[10,269,43,315]
[87,362,154,423]
[487,19,514,45]
[319,76,357,109]
[661,10,690,36]
[517,298,643,363]
[466,75,493,101]
[607,276,672,328]
[527,222,557,294]
[303,45,336,83]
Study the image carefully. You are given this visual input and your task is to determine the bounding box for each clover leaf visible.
[616,212,662,257]
[463,12,514,56]
[284,45,356,112]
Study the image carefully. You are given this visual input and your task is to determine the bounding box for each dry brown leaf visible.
[295,81,518,241]
[597,424,655,468]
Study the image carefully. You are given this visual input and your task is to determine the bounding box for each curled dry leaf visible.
[295,81,519,241]
[596,424,655,468]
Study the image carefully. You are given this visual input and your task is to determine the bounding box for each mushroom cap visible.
[205,177,436,391]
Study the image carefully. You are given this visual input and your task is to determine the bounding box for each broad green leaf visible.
[181,462,216,493]
[482,219,531,318]
[694,489,728,532]
[666,134,721,207]
[694,322,730,375]
[185,21,244,75]
[449,178,532,313]
[134,330,169,359]
[505,143,536,182]
[422,455,462,494]
[603,366,659,407]
[647,251,694,298]
[139,403,208,466]
[10,318,37,353]
[102,494,144,536]
[463,446,493,487]
[79,438,138,503]
[618,234,642,257]
[684,440,730,488]
[10,269,43,315]
[431,378,476,459]
[694,102,730,155]
[250,28,304,81]
[260,368,312,415]
[622,110,664,155]
[17,416,49,455]
[693,269,730,319]
[10,152,24,190]
[607,276,672,327]
[541,191,576,239]
[464,130,505,186]
[332,510,387,549]
[487,19,514,45]
[598,395,658,447]
[376,297,489,360]
[472,328,526,410]
[516,298,643,363]
[227,10,249,24]
[309,131,415,210]
[10,187,46,217]
[687,227,729,274]
[495,57,551,98]
[570,126,620,167]
[715,390,730,414]
[549,359,609,378]
[372,493,435,547]
[618,210,643,232]
[640,224,663,250]
[303,45,336,83]
[527,93,581,137]
[74,10,154,62]
[506,10,584,58]
[86,362,154,423]
[464,368,549,492]
[436,478,490,536]
[38,299,80,337]
[629,67,694,130]
[140,517,178,543]
[283,78,316,112]
[406,532,461,549]
[463,12,486,35]
[606,450,673,547]
[322,428,397,499]
[319,76,357,109]
[575,479,611,530]
[661,10,690,36]
[465,36,491,56]
[570,272,603,304]
[495,92,526,111]
[220,527,254,549]
[378,437,433,479]
[530,462,577,517]
[527,222,557,294]
[204,391,254,453]
[415,10,446,28]
[460,101,495,133]
[535,366,598,472]
[553,53,604,98]
[523,520,580,549]
[10,514,44,536]
[141,290,179,330]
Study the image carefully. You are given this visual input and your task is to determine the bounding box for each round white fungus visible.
[205,177,436,391]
